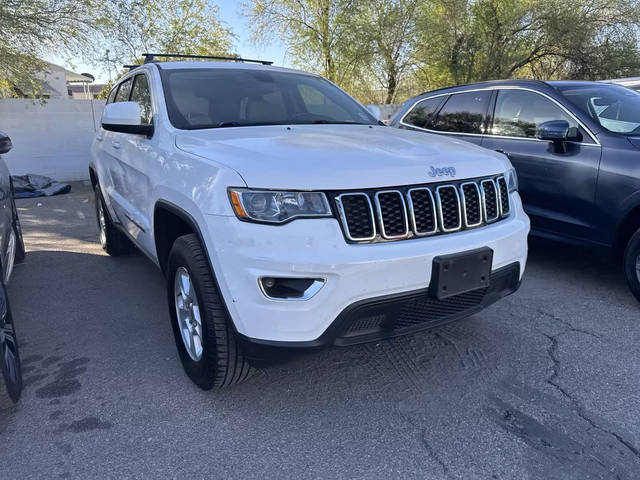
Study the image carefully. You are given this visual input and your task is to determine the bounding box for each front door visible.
[98,76,133,230]
[114,73,155,255]
[481,88,602,241]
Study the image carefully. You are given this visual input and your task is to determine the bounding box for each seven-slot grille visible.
[334,176,510,243]
[496,177,510,216]
[481,179,499,222]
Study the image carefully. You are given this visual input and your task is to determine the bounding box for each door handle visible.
[96,135,103,142]
[111,141,121,150]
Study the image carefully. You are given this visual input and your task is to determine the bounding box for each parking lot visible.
[1,183,640,479]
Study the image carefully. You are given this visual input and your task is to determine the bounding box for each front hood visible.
[175,125,510,190]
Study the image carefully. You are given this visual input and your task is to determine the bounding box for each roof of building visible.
[68,84,105,94]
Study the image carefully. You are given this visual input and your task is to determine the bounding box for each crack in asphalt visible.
[543,328,640,464]
[529,304,601,339]
[421,428,452,479]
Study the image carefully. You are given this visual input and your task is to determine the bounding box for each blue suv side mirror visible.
[536,120,581,153]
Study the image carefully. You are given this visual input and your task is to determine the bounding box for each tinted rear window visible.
[432,91,491,134]
[402,96,444,129]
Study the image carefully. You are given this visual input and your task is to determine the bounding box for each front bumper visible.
[202,193,529,344]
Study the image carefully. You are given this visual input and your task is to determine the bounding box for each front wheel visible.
[624,228,640,302]
[167,234,254,389]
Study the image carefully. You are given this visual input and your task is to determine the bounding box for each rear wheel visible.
[0,283,21,409]
[167,234,254,389]
[623,228,640,302]
[94,187,134,256]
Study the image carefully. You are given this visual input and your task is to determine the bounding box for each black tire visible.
[167,234,254,390]
[94,187,134,256]
[0,284,22,409]
[10,188,25,265]
[624,228,640,302]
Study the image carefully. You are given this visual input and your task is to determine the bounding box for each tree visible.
[413,0,640,91]
[0,0,97,96]
[96,0,236,77]
[357,0,421,103]
[245,0,365,84]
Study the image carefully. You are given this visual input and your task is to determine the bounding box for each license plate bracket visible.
[430,247,493,300]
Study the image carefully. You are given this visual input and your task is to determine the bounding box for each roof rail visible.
[410,78,551,100]
[142,53,273,66]
[123,64,139,71]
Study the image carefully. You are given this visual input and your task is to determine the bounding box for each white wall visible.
[0,99,105,181]
[0,99,400,182]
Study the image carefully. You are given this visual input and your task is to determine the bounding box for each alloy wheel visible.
[174,267,203,361]
[12,202,23,248]
[4,230,15,285]
[97,198,107,247]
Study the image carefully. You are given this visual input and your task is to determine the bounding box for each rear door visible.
[430,90,493,146]
[481,88,602,240]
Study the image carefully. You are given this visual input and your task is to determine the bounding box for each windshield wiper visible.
[215,121,241,128]
[292,120,369,125]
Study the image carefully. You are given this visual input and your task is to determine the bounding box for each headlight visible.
[506,167,518,192]
[228,188,332,223]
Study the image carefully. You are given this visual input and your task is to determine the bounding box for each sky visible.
[47,0,290,84]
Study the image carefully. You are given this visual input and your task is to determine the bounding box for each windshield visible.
[159,68,377,130]
[557,84,640,135]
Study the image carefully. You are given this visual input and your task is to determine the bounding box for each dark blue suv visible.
[390,80,640,301]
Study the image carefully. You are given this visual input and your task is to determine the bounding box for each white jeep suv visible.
[90,55,530,389]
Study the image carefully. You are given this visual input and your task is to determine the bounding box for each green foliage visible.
[97,0,237,77]
[0,0,97,96]
[2,0,640,104]
[247,0,640,104]
[414,0,640,91]
[246,0,366,83]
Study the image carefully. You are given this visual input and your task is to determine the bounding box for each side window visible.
[107,87,117,104]
[130,74,153,124]
[114,78,133,102]
[432,91,491,134]
[402,96,445,129]
[492,89,579,138]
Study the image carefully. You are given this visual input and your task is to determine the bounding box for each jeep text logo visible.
[428,166,456,178]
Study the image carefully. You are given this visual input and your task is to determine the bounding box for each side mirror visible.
[0,131,12,155]
[102,102,153,136]
[366,105,382,121]
[536,120,581,153]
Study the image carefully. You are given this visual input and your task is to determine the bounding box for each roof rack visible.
[123,64,139,71]
[142,53,273,66]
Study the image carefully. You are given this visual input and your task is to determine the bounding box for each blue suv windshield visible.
[557,84,640,135]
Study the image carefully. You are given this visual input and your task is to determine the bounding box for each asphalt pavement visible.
[2,183,640,479]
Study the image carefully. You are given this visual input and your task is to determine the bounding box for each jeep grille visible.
[332,175,510,243]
